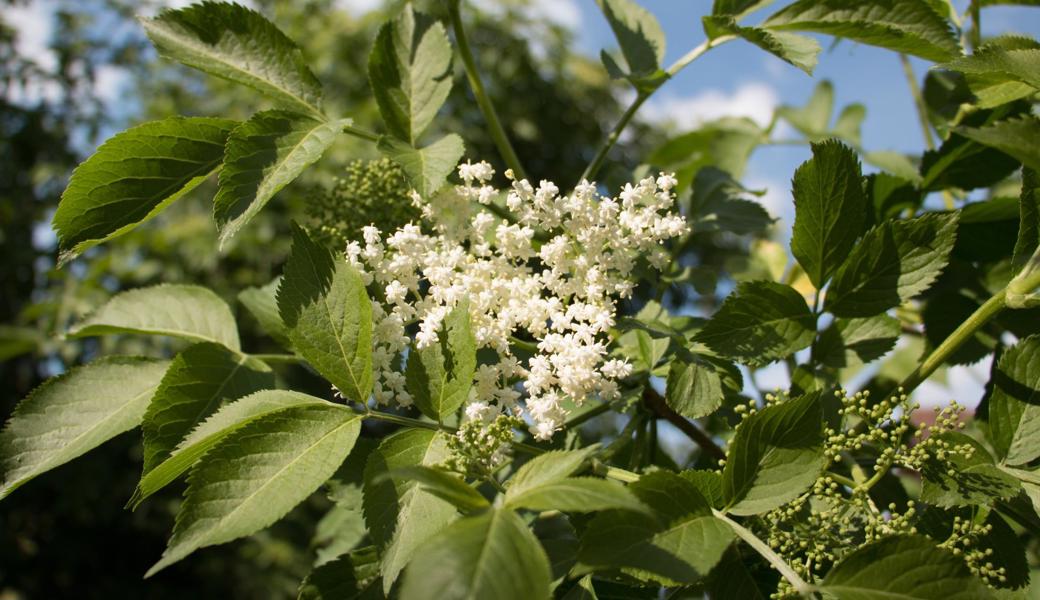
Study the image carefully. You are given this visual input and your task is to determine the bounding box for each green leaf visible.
[821,535,994,599]
[919,105,1025,191]
[215,111,345,247]
[957,115,1040,172]
[147,403,361,575]
[238,278,291,348]
[707,547,766,600]
[131,390,327,509]
[941,36,1040,108]
[576,473,734,584]
[378,133,464,198]
[666,359,724,419]
[505,477,649,514]
[833,103,867,146]
[596,0,666,78]
[712,0,772,18]
[987,335,1040,465]
[921,431,1022,507]
[68,284,240,350]
[140,343,273,476]
[764,0,961,62]
[388,466,489,513]
[689,167,775,235]
[777,80,834,138]
[506,447,599,498]
[368,5,452,144]
[723,392,826,515]
[791,140,868,288]
[1014,168,1040,281]
[401,508,551,600]
[816,314,900,369]
[825,213,959,317]
[141,2,323,116]
[406,299,476,421]
[362,428,456,593]
[703,16,820,74]
[278,224,373,403]
[0,357,169,500]
[298,554,377,600]
[695,281,816,367]
[52,117,236,264]
[977,511,1029,590]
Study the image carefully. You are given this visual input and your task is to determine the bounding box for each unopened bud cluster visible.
[443,414,524,476]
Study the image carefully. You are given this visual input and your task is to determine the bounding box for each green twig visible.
[341,123,381,143]
[251,353,304,364]
[712,509,815,597]
[448,0,528,181]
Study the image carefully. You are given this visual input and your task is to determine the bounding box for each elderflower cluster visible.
[344,161,685,439]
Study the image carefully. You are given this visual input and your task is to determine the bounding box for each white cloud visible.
[644,81,780,130]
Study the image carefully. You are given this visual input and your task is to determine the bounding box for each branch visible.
[642,387,726,462]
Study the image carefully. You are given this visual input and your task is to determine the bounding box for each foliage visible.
[4,1,1040,599]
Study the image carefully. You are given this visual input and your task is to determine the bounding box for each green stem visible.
[827,471,859,490]
[509,335,539,353]
[363,408,449,432]
[969,0,982,51]
[895,289,1006,395]
[251,353,304,364]
[579,35,734,184]
[712,509,815,597]
[448,1,528,181]
[341,123,381,143]
[580,92,649,183]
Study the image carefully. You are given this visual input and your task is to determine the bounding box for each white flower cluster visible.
[346,161,686,439]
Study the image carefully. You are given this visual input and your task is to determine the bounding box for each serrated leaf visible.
[703,16,820,74]
[131,390,327,509]
[791,140,868,288]
[0,357,169,500]
[764,0,961,62]
[68,284,240,350]
[666,359,724,419]
[941,36,1040,108]
[921,431,1022,506]
[401,508,551,600]
[140,343,273,477]
[141,2,323,116]
[278,224,373,403]
[147,403,360,575]
[368,5,452,144]
[577,473,734,584]
[821,535,994,599]
[238,277,291,348]
[816,314,900,368]
[957,115,1040,172]
[298,554,377,600]
[505,477,648,514]
[689,167,775,235]
[987,335,1040,465]
[825,213,959,317]
[406,299,476,421]
[506,447,599,499]
[1014,169,1040,275]
[712,0,772,18]
[215,111,345,247]
[708,546,766,600]
[920,105,1025,191]
[680,469,726,509]
[388,466,489,513]
[52,117,236,264]
[362,428,456,593]
[723,392,826,515]
[378,133,463,198]
[596,0,666,78]
[695,281,816,367]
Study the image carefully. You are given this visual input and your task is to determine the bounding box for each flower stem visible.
[579,35,733,184]
[448,1,528,181]
[712,509,815,597]
[341,123,381,143]
[251,353,304,364]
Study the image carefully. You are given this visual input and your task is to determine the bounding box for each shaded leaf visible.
[378,133,464,198]
[388,466,489,513]
[816,314,900,369]
[689,167,775,235]
[703,16,820,74]
[987,335,1040,465]
[696,281,816,367]
[957,115,1040,172]
[921,431,1021,507]
[238,277,291,348]
[405,299,476,421]
[505,477,649,514]
[666,358,724,419]
[52,117,235,264]
[215,111,345,247]
[278,224,373,403]
[825,213,958,317]
[596,0,666,78]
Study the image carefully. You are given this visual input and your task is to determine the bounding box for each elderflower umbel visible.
[345,161,686,439]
